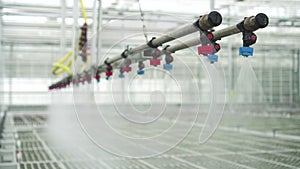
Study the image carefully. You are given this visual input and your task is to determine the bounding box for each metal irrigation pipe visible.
[166,13,269,53]
[97,11,222,68]
[49,11,223,89]
[49,13,269,89]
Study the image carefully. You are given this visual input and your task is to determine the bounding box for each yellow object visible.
[57,50,72,63]
[52,51,73,75]
[52,61,72,75]
[80,0,88,23]
[51,0,89,76]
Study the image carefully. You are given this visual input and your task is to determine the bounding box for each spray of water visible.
[47,91,113,160]
[232,58,266,104]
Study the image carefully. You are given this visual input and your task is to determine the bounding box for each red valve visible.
[123,66,132,72]
[207,33,214,40]
[198,46,213,55]
[94,74,101,82]
[155,49,161,56]
[150,58,161,66]
[251,35,257,41]
[106,71,113,77]
[214,43,221,52]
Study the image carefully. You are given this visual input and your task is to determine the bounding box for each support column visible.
[0,2,5,111]
[228,40,233,93]
[72,0,79,72]
[227,5,234,103]
[91,0,102,65]
[9,45,13,107]
[292,49,296,106]
[298,49,300,106]
[280,64,283,103]
[292,49,299,106]
[97,0,103,64]
[60,0,66,57]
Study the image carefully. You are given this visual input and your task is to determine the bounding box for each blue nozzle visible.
[119,73,125,78]
[163,64,173,70]
[137,70,144,75]
[239,47,254,56]
[207,54,218,63]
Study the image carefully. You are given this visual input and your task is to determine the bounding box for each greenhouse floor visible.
[1,108,300,169]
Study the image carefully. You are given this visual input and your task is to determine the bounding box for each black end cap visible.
[255,13,269,28]
[208,11,222,27]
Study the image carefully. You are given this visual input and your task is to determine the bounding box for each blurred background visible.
[0,0,300,169]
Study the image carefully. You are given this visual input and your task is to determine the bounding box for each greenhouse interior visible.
[0,0,300,168]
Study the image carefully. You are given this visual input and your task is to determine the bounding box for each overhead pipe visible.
[102,11,222,66]
[94,11,222,80]
[49,13,270,90]
[49,11,223,89]
[166,13,269,53]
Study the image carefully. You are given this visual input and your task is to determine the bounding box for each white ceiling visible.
[1,0,300,78]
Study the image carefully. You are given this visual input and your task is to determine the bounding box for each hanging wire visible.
[137,0,148,42]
